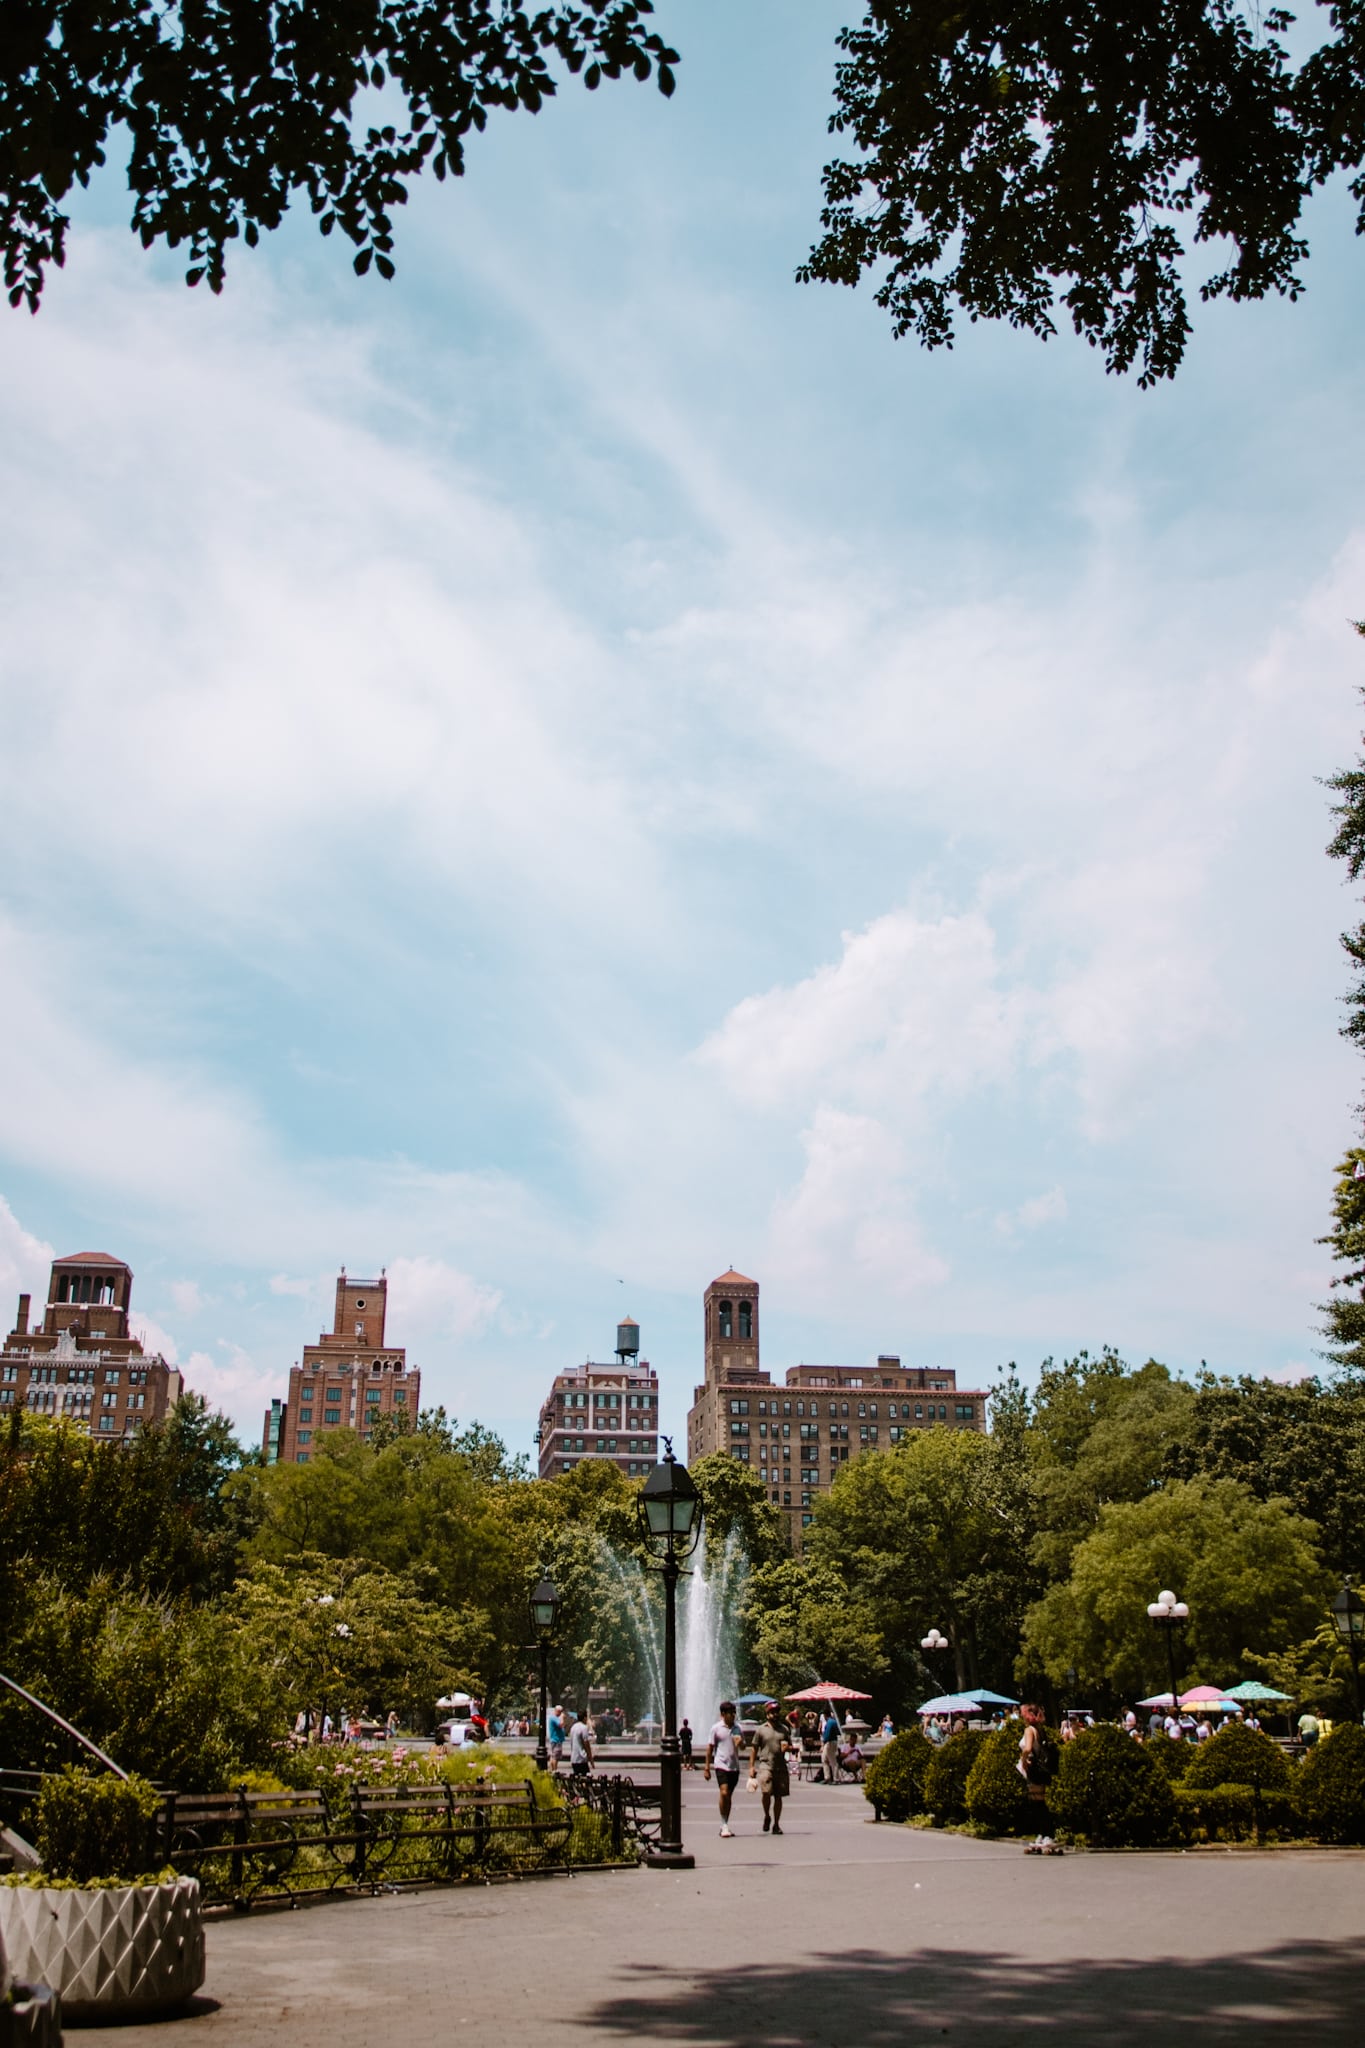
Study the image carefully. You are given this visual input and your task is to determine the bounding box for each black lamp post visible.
[1146,1588,1189,1722]
[530,1574,559,1775]
[1330,1581,1364,1721]
[637,1438,703,1870]
[921,1627,950,1683]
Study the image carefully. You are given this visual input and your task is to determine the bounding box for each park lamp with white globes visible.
[921,1627,950,1672]
[530,1574,559,1775]
[1329,1581,1364,1720]
[1146,1589,1189,1719]
[636,1441,703,1870]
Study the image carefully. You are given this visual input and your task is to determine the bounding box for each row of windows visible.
[559,1458,655,1475]
[714,1301,754,1339]
[55,1274,119,1305]
[559,1391,656,1409]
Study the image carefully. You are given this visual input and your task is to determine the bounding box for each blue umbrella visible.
[735,1691,775,1706]
[917,1691,1016,1715]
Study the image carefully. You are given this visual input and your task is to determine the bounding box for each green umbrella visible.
[1221,1681,1293,1703]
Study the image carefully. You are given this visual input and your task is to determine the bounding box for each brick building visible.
[685,1267,989,1542]
[536,1318,660,1480]
[263,1271,419,1464]
[1,1252,183,1438]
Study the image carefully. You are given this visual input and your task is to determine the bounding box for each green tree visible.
[804,1425,1034,1708]
[1319,626,1365,1368]
[798,4,1365,386]
[1028,1350,1195,1580]
[688,1451,787,1572]
[3,1,678,310]
[741,1554,888,1702]
[1020,1475,1331,1700]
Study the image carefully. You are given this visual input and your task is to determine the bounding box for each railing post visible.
[473,1782,489,1869]
[610,1776,624,1857]
[231,1787,248,1903]
[351,1784,367,1887]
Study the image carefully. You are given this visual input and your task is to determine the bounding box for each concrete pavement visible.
[82,1766,1365,2045]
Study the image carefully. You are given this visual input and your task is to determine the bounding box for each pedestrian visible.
[748,1700,791,1835]
[1017,1703,1060,1854]
[1196,1715,1213,1744]
[704,1700,742,1838]
[820,1707,841,1783]
[879,1713,895,1739]
[925,1714,945,1748]
[431,1721,448,1750]
[679,1718,694,1770]
[1147,1707,1163,1738]
[385,1710,398,1741]
[1123,1709,1138,1738]
[568,1713,594,1780]
[548,1704,565,1767]
[1298,1707,1320,1749]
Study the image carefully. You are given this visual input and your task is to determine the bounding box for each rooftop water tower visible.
[616,1316,639,1367]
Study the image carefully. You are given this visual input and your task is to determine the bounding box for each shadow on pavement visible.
[578,1941,1365,2044]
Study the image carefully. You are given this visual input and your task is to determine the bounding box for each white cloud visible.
[385,1257,502,1345]
[997,1187,1068,1238]
[127,1312,181,1364]
[168,1280,206,1318]
[185,1344,278,1431]
[0,1197,54,1328]
[767,1108,950,1309]
[269,1274,320,1299]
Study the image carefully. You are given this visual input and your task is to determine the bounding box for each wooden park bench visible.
[349,1780,571,1886]
[159,1787,341,1908]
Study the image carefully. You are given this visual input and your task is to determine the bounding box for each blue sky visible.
[3,2,1365,1459]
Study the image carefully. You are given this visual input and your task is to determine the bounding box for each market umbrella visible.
[784,1683,874,1701]
[735,1692,775,1706]
[969,1689,1020,1707]
[1221,1681,1294,1703]
[1179,1685,1232,1706]
[918,1693,993,1716]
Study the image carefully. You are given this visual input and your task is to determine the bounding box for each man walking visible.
[704,1700,742,1837]
[749,1700,790,1835]
[679,1717,694,1770]
[548,1705,565,1769]
[568,1713,594,1781]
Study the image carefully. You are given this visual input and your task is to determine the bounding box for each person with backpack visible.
[1017,1703,1061,1854]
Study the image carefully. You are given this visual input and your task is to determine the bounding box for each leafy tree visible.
[1020,1475,1331,1700]
[1167,1370,1365,1579]
[798,4,1365,386]
[803,1425,1034,1706]
[688,1451,787,1572]
[1319,627,1365,1368]
[1027,1350,1194,1580]
[2,1,679,310]
[741,1553,889,1702]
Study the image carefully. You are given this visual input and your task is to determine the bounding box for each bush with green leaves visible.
[1142,1733,1195,1782]
[963,1726,1034,1835]
[1182,1723,1291,1796]
[34,1768,162,1884]
[1173,1785,1296,1842]
[1049,1724,1175,1847]
[923,1730,988,1824]
[1295,1723,1365,1844]
[863,1729,933,1821]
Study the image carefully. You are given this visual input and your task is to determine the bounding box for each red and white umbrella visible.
[784,1682,873,1701]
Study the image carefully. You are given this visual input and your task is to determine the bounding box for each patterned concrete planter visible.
[0,1878,202,2022]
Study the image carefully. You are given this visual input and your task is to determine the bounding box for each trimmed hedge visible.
[1173,1785,1296,1843]
[924,1730,989,1824]
[864,1729,934,1822]
[1049,1724,1175,1847]
[964,1726,1033,1835]
[1295,1723,1365,1844]
[1182,1724,1290,1796]
[34,1767,162,1883]
[1142,1734,1194,1782]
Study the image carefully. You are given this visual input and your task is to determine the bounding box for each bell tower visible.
[703,1269,759,1383]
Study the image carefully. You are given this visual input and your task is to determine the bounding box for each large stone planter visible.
[0,1878,202,2023]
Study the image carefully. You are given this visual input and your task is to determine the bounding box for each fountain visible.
[601,1527,750,1734]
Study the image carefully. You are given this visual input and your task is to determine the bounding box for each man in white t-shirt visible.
[568,1716,594,1778]
[704,1700,741,1837]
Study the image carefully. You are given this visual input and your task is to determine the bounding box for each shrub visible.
[864,1729,934,1821]
[1143,1733,1195,1781]
[1173,1785,1296,1843]
[1049,1724,1175,1847]
[34,1768,162,1883]
[964,1727,1033,1835]
[1183,1724,1290,1795]
[1295,1723,1365,1844]
[923,1730,989,1824]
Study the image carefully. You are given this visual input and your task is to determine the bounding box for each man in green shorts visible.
[749,1699,791,1836]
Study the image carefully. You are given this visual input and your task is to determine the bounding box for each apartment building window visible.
[781,1422,790,1438]
[0,1390,11,1405]
[99,1415,115,1432]
[956,1404,975,1420]
[728,1398,749,1415]
[783,1490,791,1505]
[783,1401,792,1416]
[730,1420,750,1437]
[297,1430,312,1444]
[103,1367,119,1384]
[366,1389,381,1404]
[101,1390,117,1408]
[802,1513,813,1528]
[889,1426,901,1442]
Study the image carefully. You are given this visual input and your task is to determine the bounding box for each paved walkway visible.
[86,1770,1365,2046]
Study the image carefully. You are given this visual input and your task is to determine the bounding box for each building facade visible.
[536,1318,660,1480]
[686,1268,990,1542]
[263,1271,420,1463]
[1,1252,183,1437]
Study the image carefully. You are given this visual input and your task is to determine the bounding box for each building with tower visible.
[536,1317,660,1480]
[685,1266,990,1543]
[2,1251,183,1437]
[262,1270,419,1463]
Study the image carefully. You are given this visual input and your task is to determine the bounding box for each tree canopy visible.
[798,3,1365,385]
[2,1,678,310]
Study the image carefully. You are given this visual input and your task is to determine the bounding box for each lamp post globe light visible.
[1146,1589,1189,1722]
[921,1628,950,1686]
[530,1574,559,1775]
[637,1439,703,1870]
[1330,1581,1365,1721]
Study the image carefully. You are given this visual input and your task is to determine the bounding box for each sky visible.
[3,2,1365,1462]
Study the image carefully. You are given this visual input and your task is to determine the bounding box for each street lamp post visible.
[530,1575,560,1775]
[1330,1581,1364,1721]
[1146,1589,1189,1723]
[637,1439,703,1870]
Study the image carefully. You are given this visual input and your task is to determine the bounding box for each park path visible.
[83,1769,1365,2046]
